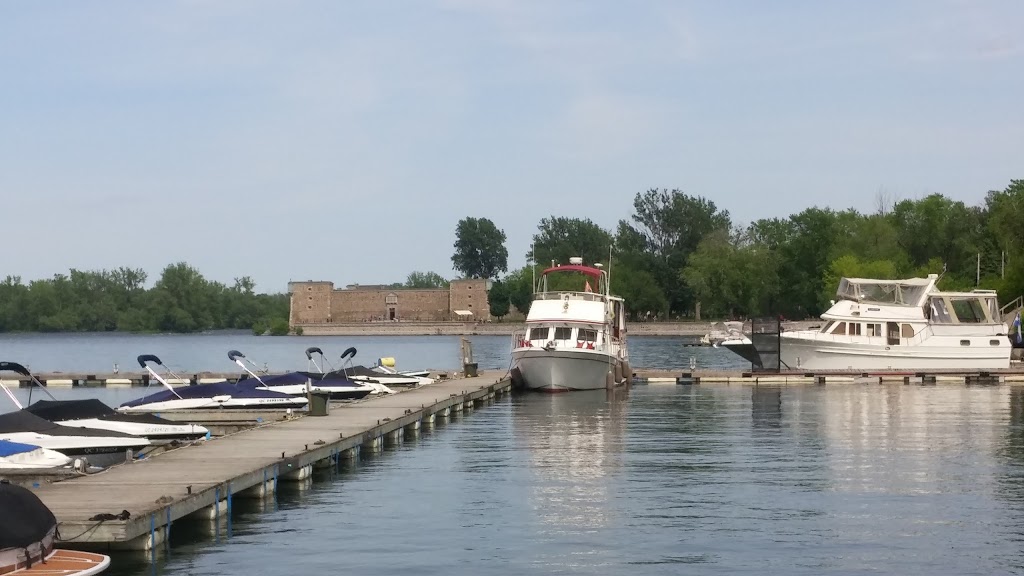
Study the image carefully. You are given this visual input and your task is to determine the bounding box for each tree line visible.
[0,263,291,334]
[451,179,1024,321]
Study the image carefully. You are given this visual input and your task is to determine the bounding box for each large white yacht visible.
[721,274,1013,371]
[510,257,630,392]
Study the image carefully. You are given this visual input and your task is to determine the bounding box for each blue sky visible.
[1,1,1020,292]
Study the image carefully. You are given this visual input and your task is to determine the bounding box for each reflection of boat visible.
[120,355,309,412]
[0,480,111,575]
[511,389,628,531]
[721,274,1013,370]
[0,440,71,470]
[511,258,630,392]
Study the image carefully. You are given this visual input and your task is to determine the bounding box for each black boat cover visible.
[0,480,56,550]
[23,399,172,426]
[0,410,143,439]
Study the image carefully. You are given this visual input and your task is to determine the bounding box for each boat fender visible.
[614,363,623,384]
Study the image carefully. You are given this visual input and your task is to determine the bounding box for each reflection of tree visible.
[996,387,1024,512]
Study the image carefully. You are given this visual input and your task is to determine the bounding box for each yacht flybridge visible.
[511,257,630,392]
[721,273,1013,370]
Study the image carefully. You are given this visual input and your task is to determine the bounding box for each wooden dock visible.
[26,371,511,551]
[632,368,1024,385]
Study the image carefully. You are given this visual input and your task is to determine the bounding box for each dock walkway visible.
[31,371,510,551]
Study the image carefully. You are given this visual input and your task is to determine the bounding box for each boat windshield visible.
[836,278,931,306]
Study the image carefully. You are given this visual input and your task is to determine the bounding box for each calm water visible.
[9,334,1024,573]
[93,384,1024,575]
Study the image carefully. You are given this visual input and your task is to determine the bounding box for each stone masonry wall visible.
[289,281,334,325]
[329,289,450,322]
[449,278,491,321]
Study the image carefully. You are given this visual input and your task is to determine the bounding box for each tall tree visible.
[405,271,449,289]
[451,217,509,279]
[487,280,511,318]
[527,217,613,267]
[618,188,731,316]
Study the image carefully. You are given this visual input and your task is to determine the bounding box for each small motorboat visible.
[0,361,210,443]
[0,411,150,469]
[229,348,381,400]
[0,479,111,575]
[0,440,71,470]
[118,355,309,413]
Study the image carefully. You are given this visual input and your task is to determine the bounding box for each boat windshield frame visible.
[537,264,609,296]
[836,276,934,307]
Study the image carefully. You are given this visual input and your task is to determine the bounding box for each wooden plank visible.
[31,372,510,547]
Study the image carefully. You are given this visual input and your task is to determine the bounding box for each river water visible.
[5,334,1024,573]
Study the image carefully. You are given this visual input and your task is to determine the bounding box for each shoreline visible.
[292,320,822,337]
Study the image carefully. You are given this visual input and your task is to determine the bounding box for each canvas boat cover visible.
[120,380,299,408]
[0,480,57,551]
[0,410,142,439]
[238,371,366,387]
[24,399,172,426]
[0,439,41,458]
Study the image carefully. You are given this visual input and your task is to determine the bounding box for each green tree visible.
[451,217,509,279]
[682,230,780,319]
[618,188,731,316]
[405,271,449,289]
[488,280,511,318]
[527,217,613,267]
[502,266,536,316]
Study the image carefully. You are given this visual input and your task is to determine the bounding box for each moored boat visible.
[510,257,630,392]
[720,273,1014,370]
[0,479,111,575]
[0,440,71,470]
[119,355,309,412]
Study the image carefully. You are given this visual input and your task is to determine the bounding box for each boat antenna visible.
[531,241,536,293]
[608,243,613,294]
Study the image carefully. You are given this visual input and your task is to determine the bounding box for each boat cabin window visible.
[901,324,915,337]
[986,297,999,321]
[553,327,573,340]
[820,321,835,333]
[528,327,550,340]
[867,323,883,337]
[929,298,954,324]
[578,328,598,342]
[951,298,987,323]
[830,322,847,335]
[849,323,862,336]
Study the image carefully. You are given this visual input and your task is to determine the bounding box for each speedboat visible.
[23,400,209,443]
[0,440,71,470]
[119,355,309,413]
[229,348,381,400]
[0,479,111,575]
[0,411,150,469]
[720,273,1014,370]
[0,361,210,443]
[510,257,631,392]
[346,355,434,387]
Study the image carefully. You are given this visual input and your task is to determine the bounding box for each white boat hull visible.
[0,432,148,468]
[55,418,209,442]
[779,333,1012,371]
[0,445,71,470]
[118,396,308,413]
[512,348,623,392]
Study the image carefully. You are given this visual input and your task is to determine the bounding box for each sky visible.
[1,0,1021,293]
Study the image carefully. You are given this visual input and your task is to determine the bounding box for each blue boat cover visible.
[238,372,365,388]
[0,440,40,457]
[120,380,299,408]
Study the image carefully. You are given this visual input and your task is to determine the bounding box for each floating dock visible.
[632,368,1024,386]
[25,371,510,551]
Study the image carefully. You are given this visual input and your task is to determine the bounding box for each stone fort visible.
[288,278,491,325]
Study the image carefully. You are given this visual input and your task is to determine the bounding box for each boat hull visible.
[512,348,623,392]
[778,334,1012,371]
[56,418,209,442]
[118,397,308,413]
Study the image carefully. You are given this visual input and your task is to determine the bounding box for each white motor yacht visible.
[720,274,1013,371]
[510,257,630,392]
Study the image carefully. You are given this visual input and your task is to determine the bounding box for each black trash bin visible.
[463,362,478,378]
[308,392,330,416]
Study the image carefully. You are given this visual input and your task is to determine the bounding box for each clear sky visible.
[2,1,1020,293]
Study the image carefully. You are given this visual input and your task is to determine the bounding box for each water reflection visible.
[511,389,628,533]
[751,386,782,429]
